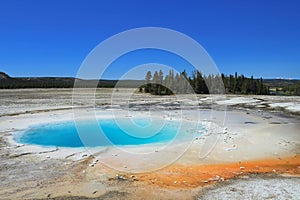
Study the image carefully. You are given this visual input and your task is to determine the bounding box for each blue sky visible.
[0,0,300,79]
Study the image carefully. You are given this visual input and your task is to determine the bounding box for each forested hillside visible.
[0,72,143,89]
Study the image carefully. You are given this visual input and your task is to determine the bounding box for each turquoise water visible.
[14,118,191,147]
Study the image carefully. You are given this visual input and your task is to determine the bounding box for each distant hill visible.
[263,79,299,88]
[0,72,11,80]
[263,78,300,96]
[0,72,144,89]
[0,72,299,93]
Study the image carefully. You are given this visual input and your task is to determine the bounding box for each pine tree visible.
[145,71,152,93]
[151,71,159,95]
[233,72,238,94]
[158,70,164,95]
[295,81,300,95]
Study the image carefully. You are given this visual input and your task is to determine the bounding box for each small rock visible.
[45,155,50,158]
[174,181,177,184]
[240,166,245,170]
[272,169,276,172]
[93,191,98,194]
[116,174,126,180]
[130,175,137,181]
[203,181,209,183]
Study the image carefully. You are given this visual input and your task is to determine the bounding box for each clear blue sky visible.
[0,0,300,79]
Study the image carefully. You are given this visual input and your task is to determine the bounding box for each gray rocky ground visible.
[0,89,299,199]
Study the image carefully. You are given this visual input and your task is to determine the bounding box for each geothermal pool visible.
[14,118,199,147]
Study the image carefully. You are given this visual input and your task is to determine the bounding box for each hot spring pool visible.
[14,118,199,148]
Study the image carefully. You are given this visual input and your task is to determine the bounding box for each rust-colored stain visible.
[135,155,300,189]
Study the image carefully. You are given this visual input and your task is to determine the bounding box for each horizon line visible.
[1,71,299,80]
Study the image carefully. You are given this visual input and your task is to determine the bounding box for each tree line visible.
[141,70,270,95]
